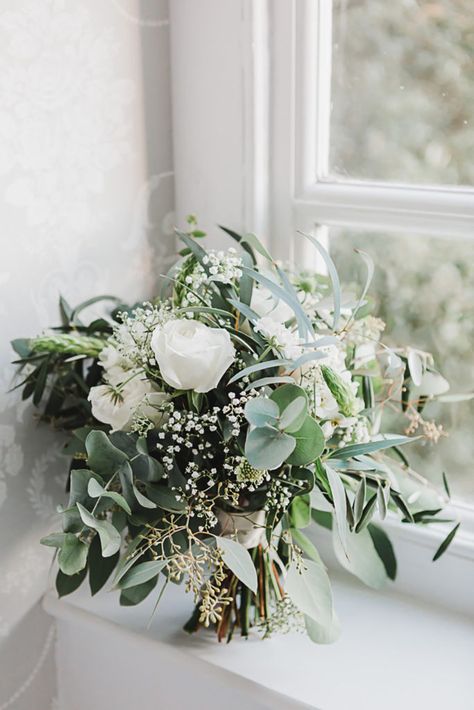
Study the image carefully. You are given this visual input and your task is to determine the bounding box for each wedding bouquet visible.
[12,222,459,644]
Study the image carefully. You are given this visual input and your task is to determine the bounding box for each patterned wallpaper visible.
[0,2,174,707]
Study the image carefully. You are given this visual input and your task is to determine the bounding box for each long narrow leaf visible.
[298,231,341,331]
[228,358,292,385]
[330,436,417,460]
[241,266,314,339]
[432,523,460,561]
[345,249,374,327]
[244,375,295,392]
[227,298,260,324]
[275,264,315,338]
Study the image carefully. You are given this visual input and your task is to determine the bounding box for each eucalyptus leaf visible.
[289,494,311,529]
[279,396,307,433]
[367,524,397,580]
[216,537,258,593]
[333,526,387,589]
[331,436,416,460]
[143,484,186,512]
[299,231,341,331]
[119,560,168,590]
[287,416,325,466]
[56,567,88,598]
[244,397,279,428]
[245,426,296,470]
[407,349,423,386]
[244,375,295,391]
[241,266,314,338]
[86,430,128,476]
[133,484,157,509]
[76,503,121,557]
[289,528,324,564]
[120,577,157,606]
[432,523,460,561]
[87,478,132,514]
[353,477,367,524]
[286,559,333,626]
[241,232,273,261]
[326,465,350,557]
[57,534,89,575]
[88,535,120,595]
[305,611,341,644]
[228,358,292,385]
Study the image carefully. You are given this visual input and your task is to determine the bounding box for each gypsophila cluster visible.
[177,249,243,307]
[113,302,176,369]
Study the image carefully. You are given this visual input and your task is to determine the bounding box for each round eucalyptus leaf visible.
[270,384,308,432]
[286,416,325,466]
[244,397,279,427]
[245,426,296,470]
[279,396,308,433]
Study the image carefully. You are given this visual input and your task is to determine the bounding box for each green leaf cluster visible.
[244,384,325,470]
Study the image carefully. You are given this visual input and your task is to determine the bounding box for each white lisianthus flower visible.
[254,316,303,360]
[250,285,294,324]
[88,373,169,432]
[150,319,235,393]
[98,344,132,382]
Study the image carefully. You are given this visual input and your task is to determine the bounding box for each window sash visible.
[288,0,474,243]
[269,0,474,560]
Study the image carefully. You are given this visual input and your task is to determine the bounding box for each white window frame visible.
[169,0,474,613]
[266,0,474,609]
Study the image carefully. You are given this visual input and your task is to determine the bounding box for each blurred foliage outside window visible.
[330,0,474,185]
[329,1,474,502]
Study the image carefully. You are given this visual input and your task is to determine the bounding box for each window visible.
[269,1,474,524]
[330,0,474,186]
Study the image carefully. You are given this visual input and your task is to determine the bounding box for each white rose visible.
[151,319,235,393]
[250,285,294,324]
[88,374,169,432]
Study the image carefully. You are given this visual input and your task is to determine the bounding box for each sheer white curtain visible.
[0,2,174,707]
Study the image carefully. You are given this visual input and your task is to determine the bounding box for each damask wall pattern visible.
[0,2,174,707]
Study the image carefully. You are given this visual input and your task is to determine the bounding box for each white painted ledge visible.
[44,570,474,710]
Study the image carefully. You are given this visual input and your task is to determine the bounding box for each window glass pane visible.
[330,0,474,186]
[331,230,474,503]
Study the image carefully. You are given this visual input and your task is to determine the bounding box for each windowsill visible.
[44,567,474,710]
[311,507,474,618]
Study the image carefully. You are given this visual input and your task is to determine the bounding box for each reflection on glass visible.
[331,230,474,502]
[330,0,474,185]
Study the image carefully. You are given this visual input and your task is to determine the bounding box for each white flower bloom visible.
[254,316,303,360]
[151,319,235,392]
[88,374,168,432]
[250,285,294,324]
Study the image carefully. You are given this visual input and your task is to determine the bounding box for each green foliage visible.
[432,523,460,562]
[88,535,120,595]
[216,537,258,593]
[289,494,311,529]
[286,559,334,630]
[244,384,324,470]
[57,534,89,575]
[120,577,158,606]
[86,431,128,477]
[368,524,397,581]
[118,560,168,590]
[56,568,88,598]
[76,503,121,557]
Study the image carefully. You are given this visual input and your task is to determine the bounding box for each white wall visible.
[0,2,174,708]
[170,0,269,249]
